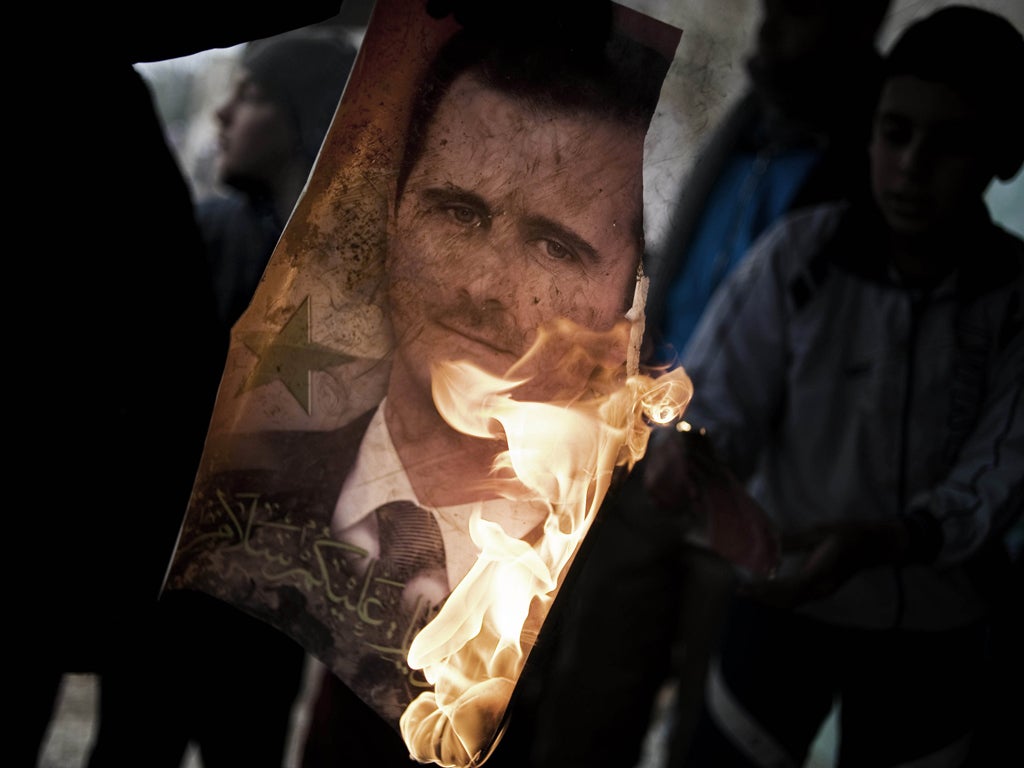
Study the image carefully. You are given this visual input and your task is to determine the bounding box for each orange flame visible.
[396,312,692,766]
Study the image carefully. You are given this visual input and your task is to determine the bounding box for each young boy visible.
[650,6,1024,766]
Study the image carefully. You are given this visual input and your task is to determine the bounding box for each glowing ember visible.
[397,315,693,766]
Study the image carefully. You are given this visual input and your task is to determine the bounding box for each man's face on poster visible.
[386,72,645,402]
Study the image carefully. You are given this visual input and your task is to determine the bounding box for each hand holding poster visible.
[165,1,690,764]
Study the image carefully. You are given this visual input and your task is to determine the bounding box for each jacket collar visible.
[824,199,1022,301]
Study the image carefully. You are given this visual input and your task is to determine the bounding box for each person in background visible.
[18,4,345,767]
[640,1,888,758]
[649,6,1023,766]
[645,0,892,364]
[197,29,356,331]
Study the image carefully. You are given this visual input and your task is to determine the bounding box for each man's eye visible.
[931,126,975,156]
[444,205,483,227]
[239,83,270,104]
[881,126,911,147]
[537,239,576,262]
[877,118,911,148]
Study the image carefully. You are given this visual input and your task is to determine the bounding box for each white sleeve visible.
[907,323,1024,567]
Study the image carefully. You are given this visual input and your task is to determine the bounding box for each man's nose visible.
[458,227,520,307]
[898,136,931,177]
[214,99,233,127]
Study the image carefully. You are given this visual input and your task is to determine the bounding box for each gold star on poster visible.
[238,296,354,413]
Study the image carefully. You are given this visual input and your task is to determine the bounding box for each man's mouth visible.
[434,319,520,360]
[884,191,930,216]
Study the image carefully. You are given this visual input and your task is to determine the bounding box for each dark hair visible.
[884,5,1024,180]
[394,6,672,202]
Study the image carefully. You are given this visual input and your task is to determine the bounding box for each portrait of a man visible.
[165,0,680,762]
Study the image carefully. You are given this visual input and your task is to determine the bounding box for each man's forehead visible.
[422,75,644,182]
[878,76,975,121]
[431,72,642,141]
[232,69,270,97]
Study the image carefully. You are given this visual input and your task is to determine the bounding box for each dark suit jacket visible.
[166,406,442,728]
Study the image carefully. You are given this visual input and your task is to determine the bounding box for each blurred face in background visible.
[870,75,993,237]
[385,72,645,405]
[214,70,295,192]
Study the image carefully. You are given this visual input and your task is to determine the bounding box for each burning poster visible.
[164,0,689,764]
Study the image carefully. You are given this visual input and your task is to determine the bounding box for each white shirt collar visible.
[331,398,549,587]
[332,399,418,534]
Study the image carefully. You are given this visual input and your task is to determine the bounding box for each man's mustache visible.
[445,297,528,354]
[404,290,530,359]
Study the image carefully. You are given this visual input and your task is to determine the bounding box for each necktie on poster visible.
[164,1,693,765]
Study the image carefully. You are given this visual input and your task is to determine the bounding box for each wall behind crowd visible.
[137,0,1022,246]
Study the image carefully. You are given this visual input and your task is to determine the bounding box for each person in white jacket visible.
[646,6,1024,767]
